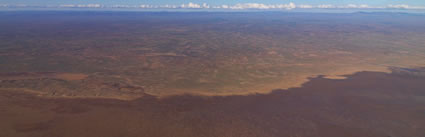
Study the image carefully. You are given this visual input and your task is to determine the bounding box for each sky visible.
[1,0,425,10]
[1,0,424,6]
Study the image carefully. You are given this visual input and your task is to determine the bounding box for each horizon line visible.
[1,2,425,11]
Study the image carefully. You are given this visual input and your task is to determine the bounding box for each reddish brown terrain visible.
[1,11,425,137]
[1,70,425,137]
[1,12,425,98]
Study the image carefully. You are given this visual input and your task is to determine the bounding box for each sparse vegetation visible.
[1,11,425,98]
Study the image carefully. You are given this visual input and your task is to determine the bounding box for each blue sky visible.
[2,0,425,6]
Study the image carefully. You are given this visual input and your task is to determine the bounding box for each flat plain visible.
[1,11,425,98]
[1,70,425,137]
[1,11,425,137]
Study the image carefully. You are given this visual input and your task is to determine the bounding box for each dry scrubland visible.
[1,12,425,98]
[1,11,425,137]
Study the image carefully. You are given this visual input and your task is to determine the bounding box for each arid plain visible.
[1,11,425,137]
[1,11,425,98]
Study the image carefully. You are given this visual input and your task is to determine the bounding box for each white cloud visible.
[59,4,75,8]
[387,4,410,9]
[358,4,370,8]
[317,4,335,9]
[111,5,138,8]
[139,4,154,8]
[387,4,425,9]
[160,5,178,8]
[298,5,313,9]
[231,3,269,9]
[346,4,358,8]
[337,4,371,9]
[78,4,102,8]
[216,2,295,10]
[3,2,424,10]
[60,4,102,8]
[202,3,210,8]
[215,5,229,9]
[180,2,199,8]
[180,2,209,8]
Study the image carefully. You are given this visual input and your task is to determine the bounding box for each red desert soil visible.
[0,72,88,81]
[55,73,88,81]
[1,71,425,137]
